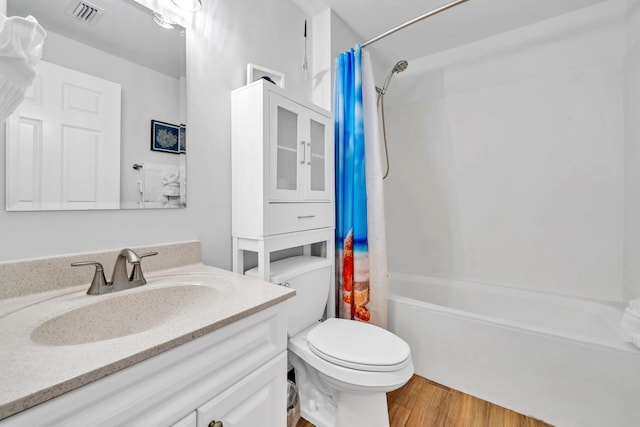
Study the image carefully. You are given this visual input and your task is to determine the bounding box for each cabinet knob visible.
[208,421,223,427]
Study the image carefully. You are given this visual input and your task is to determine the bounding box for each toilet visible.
[247,256,414,427]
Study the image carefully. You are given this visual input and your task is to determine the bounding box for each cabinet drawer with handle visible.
[268,203,333,234]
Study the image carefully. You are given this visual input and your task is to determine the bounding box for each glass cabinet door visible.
[269,92,332,202]
[276,106,298,190]
[309,119,325,191]
[304,111,332,201]
[269,94,303,200]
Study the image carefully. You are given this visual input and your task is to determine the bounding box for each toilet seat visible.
[288,324,415,392]
[307,318,411,372]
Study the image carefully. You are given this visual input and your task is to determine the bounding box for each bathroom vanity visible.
[0,242,294,426]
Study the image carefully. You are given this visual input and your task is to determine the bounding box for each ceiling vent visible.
[65,0,105,25]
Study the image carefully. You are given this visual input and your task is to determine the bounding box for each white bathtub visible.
[387,273,640,427]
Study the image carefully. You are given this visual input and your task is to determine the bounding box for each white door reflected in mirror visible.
[6,61,121,211]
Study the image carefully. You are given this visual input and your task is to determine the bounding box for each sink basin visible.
[31,284,220,346]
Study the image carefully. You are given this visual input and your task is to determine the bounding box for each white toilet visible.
[247,256,414,427]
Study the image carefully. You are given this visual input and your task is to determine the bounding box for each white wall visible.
[311,7,389,110]
[624,0,640,299]
[0,0,310,267]
[383,1,626,301]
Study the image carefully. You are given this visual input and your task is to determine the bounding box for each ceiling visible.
[294,0,612,66]
[8,0,185,78]
[10,0,613,78]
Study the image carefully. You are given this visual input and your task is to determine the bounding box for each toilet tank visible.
[245,256,332,337]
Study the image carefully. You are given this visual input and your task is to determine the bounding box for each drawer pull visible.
[297,215,315,219]
[208,421,223,427]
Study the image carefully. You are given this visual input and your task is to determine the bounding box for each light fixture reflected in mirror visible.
[171,0,202,12]
[152,12,175,29]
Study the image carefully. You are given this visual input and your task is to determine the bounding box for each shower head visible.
[392,60,409,74]
[378,59,409,96]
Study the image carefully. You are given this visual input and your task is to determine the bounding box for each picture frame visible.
[150,120,180,153]
[247,63,285,88]
[179,124,186,153]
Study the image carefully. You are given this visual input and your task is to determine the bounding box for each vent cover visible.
[65,0,105,25]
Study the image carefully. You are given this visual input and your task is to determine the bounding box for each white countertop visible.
[0,263,294,420]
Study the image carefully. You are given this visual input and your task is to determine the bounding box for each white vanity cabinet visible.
[0,304,288,427]
[231,79,334,239]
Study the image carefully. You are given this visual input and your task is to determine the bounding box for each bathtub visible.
[387,273,640,427]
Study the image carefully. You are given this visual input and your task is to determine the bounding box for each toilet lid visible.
[307,318,411,372]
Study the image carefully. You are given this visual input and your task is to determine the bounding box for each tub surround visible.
[383,0,626,302]
[0,243,294,421]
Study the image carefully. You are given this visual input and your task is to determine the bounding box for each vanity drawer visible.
[268,202,333,234]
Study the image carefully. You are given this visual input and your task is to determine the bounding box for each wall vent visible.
[65,0,105,25]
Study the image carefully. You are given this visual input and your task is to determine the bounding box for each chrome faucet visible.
[72,249,158,295]
[71,261,110,295]
[111,249,158,291]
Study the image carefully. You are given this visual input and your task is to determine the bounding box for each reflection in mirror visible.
[5,0,186,210]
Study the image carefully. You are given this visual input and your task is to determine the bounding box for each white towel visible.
[141,163,179,208]
[0,15,46,122]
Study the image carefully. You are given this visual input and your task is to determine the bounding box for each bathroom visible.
[1,0,640,426]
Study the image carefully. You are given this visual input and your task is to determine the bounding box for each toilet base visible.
[297,380,390,427]
[290,349,393,427]
[297,381,336,427]
[335,391,390,427]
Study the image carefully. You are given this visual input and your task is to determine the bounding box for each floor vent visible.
[65,0,105,25]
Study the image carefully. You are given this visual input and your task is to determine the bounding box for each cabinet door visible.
[196,353,287,427]
[303,110,333,201]
[269,93,304,201]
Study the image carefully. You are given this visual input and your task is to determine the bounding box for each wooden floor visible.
[296,375,553,427]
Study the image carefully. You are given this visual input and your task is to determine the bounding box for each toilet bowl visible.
[289,318,414,427]
[246,256,414,427]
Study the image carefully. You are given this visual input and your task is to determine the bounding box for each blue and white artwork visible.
[151,120,180,153]
[179,124,186,153]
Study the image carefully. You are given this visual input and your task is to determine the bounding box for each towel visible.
[0,14,46,122]
[621,299,640,349]
[140,163,179,208]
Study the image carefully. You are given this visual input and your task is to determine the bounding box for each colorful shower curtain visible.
[335,45,389,328]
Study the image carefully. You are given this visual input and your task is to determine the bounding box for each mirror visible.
[6,0,186,210]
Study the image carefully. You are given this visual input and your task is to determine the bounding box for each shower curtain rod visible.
[361,0,471,48]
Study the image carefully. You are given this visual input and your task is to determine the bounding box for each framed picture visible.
[179,124,186,153]
[150,120,180,153]
[247,63,285,88]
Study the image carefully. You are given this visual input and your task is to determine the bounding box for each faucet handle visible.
[71,261,110,295]
[128,252,158,283]
[139,251,158,259]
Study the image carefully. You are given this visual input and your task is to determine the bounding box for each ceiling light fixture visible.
[171,0,202,12]
[152,12,175,29]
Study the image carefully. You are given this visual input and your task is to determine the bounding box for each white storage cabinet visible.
[231,80,336,318]
[231,79,334,239]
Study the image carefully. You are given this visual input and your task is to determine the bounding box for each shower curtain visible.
[335,45,389,328]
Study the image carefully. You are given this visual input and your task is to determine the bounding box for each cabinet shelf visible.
[276,145,297,153]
